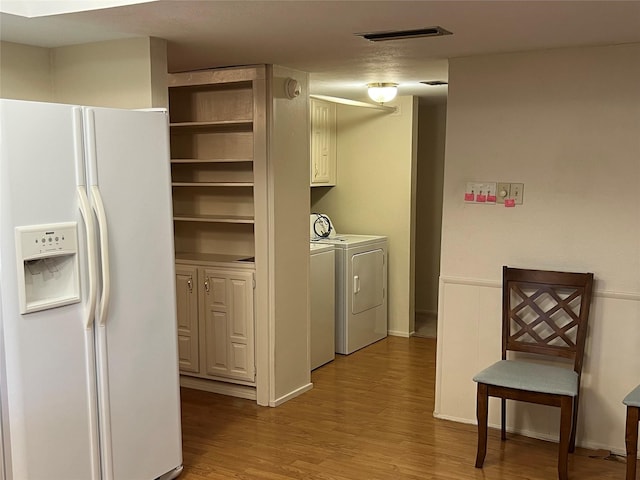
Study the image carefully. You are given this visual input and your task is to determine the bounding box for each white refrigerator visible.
[0,99,183,480]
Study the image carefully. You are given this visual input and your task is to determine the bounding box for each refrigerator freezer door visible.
[0,99,100,480]
[85,107,182,480]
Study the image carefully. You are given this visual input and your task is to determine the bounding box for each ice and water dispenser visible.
[15,222,80,314]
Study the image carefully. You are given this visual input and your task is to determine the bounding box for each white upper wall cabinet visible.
[310,98,336,186]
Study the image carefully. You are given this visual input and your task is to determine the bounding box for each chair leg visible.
[558,396,572,480]
[475,383,489,468]
[569,393,579,453]
[626,405,639,480]
[501,398,507,441]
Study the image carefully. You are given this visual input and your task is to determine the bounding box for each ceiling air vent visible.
[421,81,448,86]
[356,26,452,42]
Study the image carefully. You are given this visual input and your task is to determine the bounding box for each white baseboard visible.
[180,376,256,401]
[433,412,475,425]
[388,330,410,338]
[270,382,313,407]
[432,412,635,458]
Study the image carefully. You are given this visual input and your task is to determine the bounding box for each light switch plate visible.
[483,182,497,204]
[465,182,497,204]
[511,183,524,204]
[465,182,480,203]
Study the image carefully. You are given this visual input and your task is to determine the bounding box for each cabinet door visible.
[175,265,199,373]
[310,99,336,186]
[201,268,255,382]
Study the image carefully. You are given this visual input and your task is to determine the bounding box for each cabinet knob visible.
[204,277,210,293]
[187,278,193,292]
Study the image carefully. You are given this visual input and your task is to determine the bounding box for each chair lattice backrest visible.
[502,266,594,373]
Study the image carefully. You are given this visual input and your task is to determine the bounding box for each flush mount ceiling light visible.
[367,83,398,104]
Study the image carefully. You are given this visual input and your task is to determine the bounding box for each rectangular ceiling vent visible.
[421,81,448,86]
[356,26,452,42]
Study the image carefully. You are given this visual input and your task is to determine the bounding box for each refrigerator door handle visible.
[91,185,111,327]
[78,186,98,329]
[73,108,99,329]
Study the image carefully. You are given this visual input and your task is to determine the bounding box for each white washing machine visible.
[309,243,335,370]
[310,214,388,355]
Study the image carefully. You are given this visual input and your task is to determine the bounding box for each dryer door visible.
[351,249,384,314]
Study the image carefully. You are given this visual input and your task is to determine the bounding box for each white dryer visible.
[310,214,388,354]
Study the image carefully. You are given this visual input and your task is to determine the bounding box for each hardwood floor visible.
[179,336,626,479]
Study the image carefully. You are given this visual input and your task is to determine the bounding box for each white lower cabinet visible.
[176,263,255,384]
[175,265,199,373]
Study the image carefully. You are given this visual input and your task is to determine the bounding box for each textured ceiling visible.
[2,1,640,102]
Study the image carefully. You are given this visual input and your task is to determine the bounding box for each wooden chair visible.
[624,384,640,480]
[473,266,594,480]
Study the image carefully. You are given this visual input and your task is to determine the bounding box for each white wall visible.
[1,38,166,109]
[436,43,640,455]
[414,102,447,320]
[53,37,166,108]
[149,37,168,108]
[0,42,53,101]
[268,66,312,405]
[311,96,418,336]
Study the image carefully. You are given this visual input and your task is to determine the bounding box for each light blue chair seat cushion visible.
[473,360,579,396]
[623,384,640,407]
